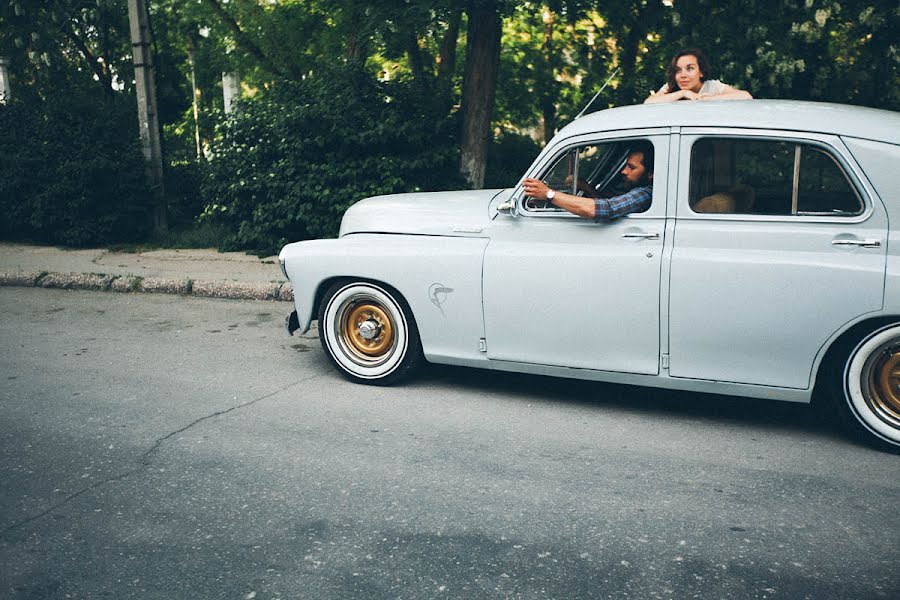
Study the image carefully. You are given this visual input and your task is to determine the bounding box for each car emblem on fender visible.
[428,283,454,316]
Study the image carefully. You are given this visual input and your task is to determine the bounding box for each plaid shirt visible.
[593,185,652,221]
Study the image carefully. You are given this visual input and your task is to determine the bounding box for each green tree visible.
[3,0,897,251]
[0,0,132,98]
[495,3,613,142]
[200,64,464,254]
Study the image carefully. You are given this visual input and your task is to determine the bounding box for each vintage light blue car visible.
[280,100,900,450]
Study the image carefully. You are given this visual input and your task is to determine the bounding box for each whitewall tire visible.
[839,323,900,450]
[318,280,422,385]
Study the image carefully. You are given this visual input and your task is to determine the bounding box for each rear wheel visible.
[318,280,422,385]
[832,323,900,451]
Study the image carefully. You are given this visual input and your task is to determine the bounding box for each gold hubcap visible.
[866,348,900,424]
[341,302,394,358]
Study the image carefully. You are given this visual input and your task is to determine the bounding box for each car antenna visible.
[574,68,620,120]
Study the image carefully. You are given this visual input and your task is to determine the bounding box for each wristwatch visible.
[546,190,556,201]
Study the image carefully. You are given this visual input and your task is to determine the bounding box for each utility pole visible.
[127,0,167,234]
[222,72,240,114]
[0,58,11,103]
[187,37,202,158]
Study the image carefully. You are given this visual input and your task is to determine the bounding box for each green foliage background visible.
[0,0,896,251]
[199,65,465,255]
[0,87,152,245]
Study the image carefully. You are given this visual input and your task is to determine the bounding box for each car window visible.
[689,138,863,216]
[525,139,649,213]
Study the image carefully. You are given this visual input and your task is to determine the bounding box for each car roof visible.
[560,100,900,145]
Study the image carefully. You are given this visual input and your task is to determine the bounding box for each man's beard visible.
[622,174,648,190]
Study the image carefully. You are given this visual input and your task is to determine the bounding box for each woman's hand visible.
[644,88,701,103]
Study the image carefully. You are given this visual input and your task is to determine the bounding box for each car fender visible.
[280,233,490,367]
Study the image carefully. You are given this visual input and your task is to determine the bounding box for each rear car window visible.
[689,138,863,216]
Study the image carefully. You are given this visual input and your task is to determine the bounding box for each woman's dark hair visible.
[665,48,713,94]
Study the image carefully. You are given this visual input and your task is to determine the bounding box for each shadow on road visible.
[417,362,844,442]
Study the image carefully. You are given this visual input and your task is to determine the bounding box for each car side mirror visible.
[496,198,518,218]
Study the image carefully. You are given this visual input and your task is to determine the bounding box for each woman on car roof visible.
[644,48,753,104]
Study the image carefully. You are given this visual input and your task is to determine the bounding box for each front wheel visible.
[834,323,900,451]
[318,280,422,385]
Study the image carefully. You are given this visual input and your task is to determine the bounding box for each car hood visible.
[339,189,510,237]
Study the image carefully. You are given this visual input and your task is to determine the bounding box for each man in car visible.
[522,141,654,221]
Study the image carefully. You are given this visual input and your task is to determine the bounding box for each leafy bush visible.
[485,131,541,189]
[0,89,153,246]
[165,158,206,228]
[199,64,465,255]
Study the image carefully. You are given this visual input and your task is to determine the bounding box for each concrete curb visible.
[0,270,43,287]
[191,279,282,301]
[0,269,294,302]
[40,272,116,291]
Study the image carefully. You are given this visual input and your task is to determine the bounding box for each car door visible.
[482,131,669,375]
[668,129,887,389]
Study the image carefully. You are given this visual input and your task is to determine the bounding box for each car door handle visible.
[832,239,881,248]
[622,232,659,240]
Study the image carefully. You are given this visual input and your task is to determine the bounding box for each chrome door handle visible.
[622,232,659,240]
[832,239,881,248]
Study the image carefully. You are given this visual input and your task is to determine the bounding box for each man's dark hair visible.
[629,141,654,184]
[665,48,713,94]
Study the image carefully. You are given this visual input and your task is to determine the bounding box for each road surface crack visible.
[140,376,314,463]
[0,376,317,537]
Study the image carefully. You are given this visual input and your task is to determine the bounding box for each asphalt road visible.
[1,287,898,600]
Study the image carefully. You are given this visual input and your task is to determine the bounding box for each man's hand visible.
[523,178,551,200]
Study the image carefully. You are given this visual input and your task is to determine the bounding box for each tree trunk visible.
[438,9,462,79]
[615,3,663,106]
[540,9,555,144]
[203,0,284,77]
[406,33,430,92]
[459,2,502,189]
[63,23,114,97]
[436,8,462,104]
[616,25,643,105]
[346,7,367,63]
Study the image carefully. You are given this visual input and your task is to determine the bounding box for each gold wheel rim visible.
[866,348,900,424]
[340,302,394,358]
